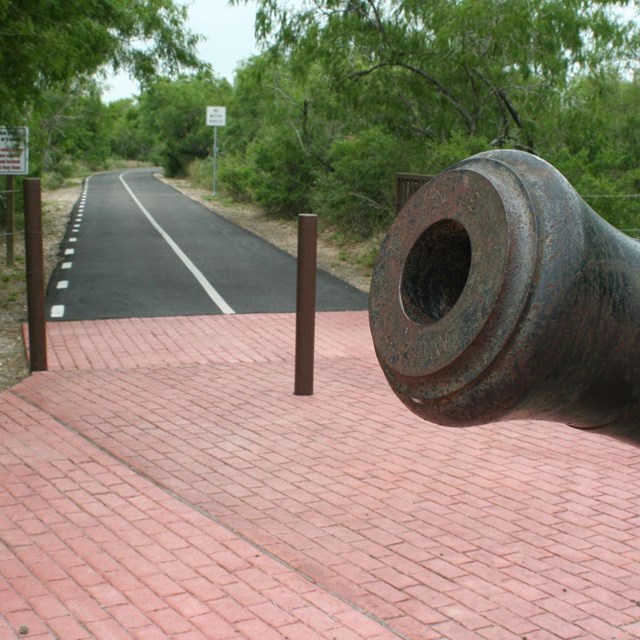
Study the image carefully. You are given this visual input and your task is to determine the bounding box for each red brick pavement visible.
[3,311,640,639]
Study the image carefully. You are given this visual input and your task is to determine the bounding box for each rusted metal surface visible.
[395,172,433,215]
[294,213,318,396]
[23,177,48,372]
[370,150,640,442]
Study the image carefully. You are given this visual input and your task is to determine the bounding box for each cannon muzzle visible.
[369,150,640,442]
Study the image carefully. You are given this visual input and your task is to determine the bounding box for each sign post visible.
[5,175,14,266]
[206,107,226,195]
[0,127,29,266]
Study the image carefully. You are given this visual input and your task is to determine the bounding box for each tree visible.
[106,98,150,162]
[0,0,203,123]
[549,71,640,231]
[137,72,232,176]
[221,57,348,216]
[33,79,111,176]
[233,0,639,151]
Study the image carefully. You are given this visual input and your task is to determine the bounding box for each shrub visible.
[217,153,254,203]
[422,132,492,174]
[310,128,403,238]
[245,126,313,217]
[552,147,640,233]
[187,157,213,191]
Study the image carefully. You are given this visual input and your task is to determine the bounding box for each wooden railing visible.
[395,172,433,215]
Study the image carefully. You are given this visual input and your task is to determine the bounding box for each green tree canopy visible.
[34,79,110,176]
[0,0,203,122]
[137,72,233,176]
[234,0,639,150]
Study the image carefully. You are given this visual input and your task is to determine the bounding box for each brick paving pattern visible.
[2,311,640,639]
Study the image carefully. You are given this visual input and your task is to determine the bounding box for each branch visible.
[347,191,386,211]
[471,68,525,130]
[353,60,476,134]
[351,62,390,78]
[285,111,335,174]
[497,89,524,128]
[364,0,389,43]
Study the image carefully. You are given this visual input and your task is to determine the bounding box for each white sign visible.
[0,127,28,175]
[206,106,226,127]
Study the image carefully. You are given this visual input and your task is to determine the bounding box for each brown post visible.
[6,175,14,266]
[294,213,318,395]
[23,178,47,372]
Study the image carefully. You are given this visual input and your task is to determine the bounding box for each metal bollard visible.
[294,213,318,396]
[23,178,47,372]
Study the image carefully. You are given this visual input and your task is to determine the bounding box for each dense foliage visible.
[0,0,202,122]
[135,73,233,176]
[4,0,640,238]
[217,0,640,236]
[0,0,203,186]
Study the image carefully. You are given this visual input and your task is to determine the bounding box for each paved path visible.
[46,170,367,320]
[2,311,640,639]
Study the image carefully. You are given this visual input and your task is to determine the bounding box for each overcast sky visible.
[102,0,263,102]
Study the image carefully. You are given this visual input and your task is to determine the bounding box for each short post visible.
[294,213,318,395]
[6,175,14,266]
[23,178,47,372]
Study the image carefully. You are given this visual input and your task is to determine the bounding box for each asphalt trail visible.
[47,169,368,321]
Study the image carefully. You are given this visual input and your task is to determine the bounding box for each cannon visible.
[369,150,640,442]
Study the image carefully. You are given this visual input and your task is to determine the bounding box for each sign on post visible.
[0,127,29,175]
[206,107,226,195]
[206,106,226,127]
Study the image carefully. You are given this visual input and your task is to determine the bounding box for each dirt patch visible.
[0,172,377,392]
[0,179,81,391]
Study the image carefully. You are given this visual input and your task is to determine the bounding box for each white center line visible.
[119,172,235,315]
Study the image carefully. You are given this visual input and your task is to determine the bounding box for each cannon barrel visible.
[369,150,640,442]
